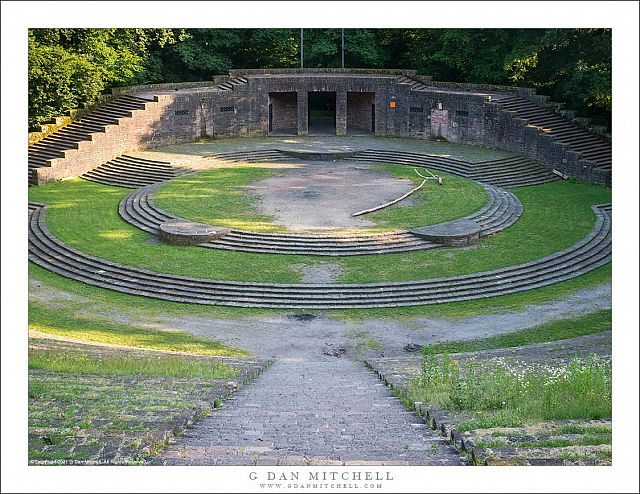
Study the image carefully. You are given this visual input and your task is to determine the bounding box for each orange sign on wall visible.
[389,101,396,108]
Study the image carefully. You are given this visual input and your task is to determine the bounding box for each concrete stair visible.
[490,95,612,173]
[216,76,249,91]
[81,155,181,189]
[28,95,156,185]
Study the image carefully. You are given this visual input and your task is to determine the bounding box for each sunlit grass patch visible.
[364,166,487,231]
[29,349,238,379]
[154,164,289,233]
[29,302,248,356]
[419,309,611,354]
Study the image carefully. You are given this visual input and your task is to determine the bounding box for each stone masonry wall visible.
[347,92,374,132]
[269,92,297,131]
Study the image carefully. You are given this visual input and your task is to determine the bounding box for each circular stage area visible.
[117,149,524,256]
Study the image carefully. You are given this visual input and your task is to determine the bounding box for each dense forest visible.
[28,28,611,130]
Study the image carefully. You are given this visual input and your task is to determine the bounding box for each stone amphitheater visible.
[27,69,612,467]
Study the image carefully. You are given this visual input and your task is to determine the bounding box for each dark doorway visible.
[268,92,297,135]
[308,92,336,135]
[347,92,375,135]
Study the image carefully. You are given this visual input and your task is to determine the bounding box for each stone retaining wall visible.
[34,70,610,186]
[36,96,173,184]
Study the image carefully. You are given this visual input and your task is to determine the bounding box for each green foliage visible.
[410,351,612,421]
[504,29,611,127]
[28,28,178,128]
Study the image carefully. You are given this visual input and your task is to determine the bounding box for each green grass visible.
[27,178,308,283]
[335,180,611,283]
[420,309,611,354]
[28,178,610,287]
[29,302,248,356]
[154,164,290,233]
[555,424,612,435]
[27,175,611,318]
[409,352,612,428]
[29,349,238,379]
[474,435,611,449]
[362,166,487,231]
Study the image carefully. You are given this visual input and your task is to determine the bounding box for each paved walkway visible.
[154,357,464,466]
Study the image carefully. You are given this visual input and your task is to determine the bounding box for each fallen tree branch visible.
[351,180,426,216]
[415,168,443,185]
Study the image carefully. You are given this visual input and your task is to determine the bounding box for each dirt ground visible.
[29,279,611,361]
[243,160,414,232]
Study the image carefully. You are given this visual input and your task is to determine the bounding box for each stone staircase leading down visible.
[28,94,157,185]
[396,75,430,91]
[216,76,249,91]
[490,95,612,173]
[81,155,184,189]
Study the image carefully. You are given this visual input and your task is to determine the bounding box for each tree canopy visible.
[28,28,611,130]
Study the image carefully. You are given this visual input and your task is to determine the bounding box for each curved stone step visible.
[28,202,611,309]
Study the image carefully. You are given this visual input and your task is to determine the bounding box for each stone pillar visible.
[297,91,308,136]
[336,91,347,136]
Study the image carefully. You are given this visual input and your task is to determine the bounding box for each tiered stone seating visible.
[81,155,181,188]
[491,95,612,172]
[217,76,249,91]
[28,202,610,309]
[28,95,156,185]
[467,156,559,188]
[396,75,430,91]
[351,150,557,188]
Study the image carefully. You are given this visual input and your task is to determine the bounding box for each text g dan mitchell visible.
[249,471,393,482]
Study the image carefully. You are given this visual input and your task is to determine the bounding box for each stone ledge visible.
[159,221,230,245]
[411,219,482,247]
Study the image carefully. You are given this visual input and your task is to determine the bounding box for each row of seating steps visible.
[468,156,559,188]
[28,202,611,309]
[396,75,430,91]
[217,76,249,91]
[28,95,156,185]
[491,95,612,172]
[81,155,182,189]
[351,149,558,188]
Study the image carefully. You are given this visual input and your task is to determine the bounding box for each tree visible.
[505,29,611,127]
[28,28,177,128]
